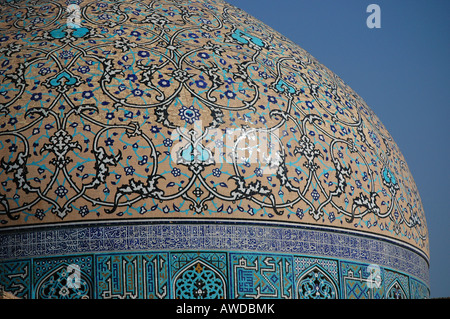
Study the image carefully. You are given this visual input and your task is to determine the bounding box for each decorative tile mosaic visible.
[0,0,430,298]
[96,252,169,299]
[0,249,429,299]
[33,255,93,299]
[230,252,294,298]
[0,259,31,298]
[0,222,429,285]
[340,260,385,299]
[0,0,428,256]
[0,221,430,299]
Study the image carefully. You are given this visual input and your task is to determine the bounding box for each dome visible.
[0,0,429,299]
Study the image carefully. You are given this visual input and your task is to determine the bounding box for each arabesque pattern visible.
[0,0,429,299]
[0,0,428,254]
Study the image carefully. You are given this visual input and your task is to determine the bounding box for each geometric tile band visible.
[0,221,429,286]
[0,251,429,299]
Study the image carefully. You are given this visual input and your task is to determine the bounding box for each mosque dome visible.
[0,0,429,299]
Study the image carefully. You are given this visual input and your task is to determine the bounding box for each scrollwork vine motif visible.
[0,0,427,250]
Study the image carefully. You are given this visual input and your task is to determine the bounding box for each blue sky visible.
[225,0,450,298]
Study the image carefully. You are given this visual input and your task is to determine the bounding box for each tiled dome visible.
[0,0,429,299]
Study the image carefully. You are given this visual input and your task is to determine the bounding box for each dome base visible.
[0,220,429,299]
